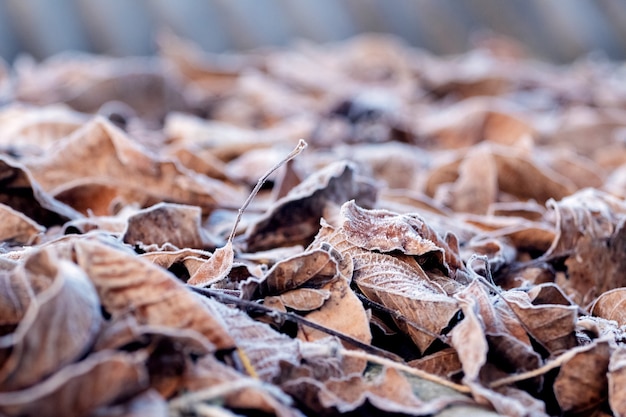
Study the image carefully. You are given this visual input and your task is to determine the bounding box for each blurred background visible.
[1,0,626,63]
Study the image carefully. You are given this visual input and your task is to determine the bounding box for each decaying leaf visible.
[245,161,377,251]
[553,339,611,415]
[0,351,148,417]
[591,288,626,326]
[609,346,626,417]
[122,202,217,250]
[5,31,626,416]
[23,118,244,216]
[0,248,101,391]
[0,157,81,226]
[72,237,235,351]
[0,203,44,246]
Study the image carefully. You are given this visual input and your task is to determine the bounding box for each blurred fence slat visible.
[1,0,626,62]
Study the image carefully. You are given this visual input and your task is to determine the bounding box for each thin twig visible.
[189,285,402,361]
[228,139,307,243]
[489,347,581,389]
[339,349,471,394]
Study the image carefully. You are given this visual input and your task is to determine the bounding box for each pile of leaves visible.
[2,33,626,416]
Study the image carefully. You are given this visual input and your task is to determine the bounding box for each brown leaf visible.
[502,290,578,354]
[284,366,465,416]
[245,161,377,252]
[444,145,498,215]
[187,242,234,286]
[72,237,235,350]
[312,219,460,353]
[199,296,306,383]
[0,351,147,417]
[609,346,626,417]
[0,248,101,391]
[339,200,465,277]
[0,104,87,158]
[0,203,44,246]
[298,276,372,345]
[545,189,626,304]
[354,252,459,353]
[122,202,217,250]
[24,118,243,215]
[409,348,462,379]
[177,355,299,417]
[249,247,339,298]
[275,288,331,311]
[553,340,611,415]
[0,157,81,226]
[591,288,626,326]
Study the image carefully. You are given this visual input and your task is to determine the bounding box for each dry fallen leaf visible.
[5,31,626,416]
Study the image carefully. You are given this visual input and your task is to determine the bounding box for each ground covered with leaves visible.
[2,33,626,416]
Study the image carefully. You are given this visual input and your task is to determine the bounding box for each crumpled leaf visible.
[313,217,459,353]
[247,246,340,299]
[122,202,217,250]
[0,351,147,417]
[591,288,626,326]
[502,289,578,354]
[545,188,626,304]
[609,346,626,417]
[72,237,235,351]
[339,200,466,278]
[553,339,611,415]
[0,157,81,226]
[23,118,244,216]
[297,275,372,345]
[245,161,377,252]
[0,248,101,391]
[0,203,44,246]
[0,104,87,158]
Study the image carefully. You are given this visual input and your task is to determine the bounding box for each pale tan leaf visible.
[73,238,234,350]
[24,118,243,215]
[451,285,488,382]
[591,288,626,326]
[0,203,44,246]
[339,200,465,276]
[0,248,101,391]
[187,242,234,286]
[122,202,217,250]
[0,104,87,157]
[445,145,498,214]
[298,277,372,345]
[0,351,147,417]
[278,288,331,311]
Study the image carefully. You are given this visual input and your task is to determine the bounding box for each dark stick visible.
[189,285,403,361]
